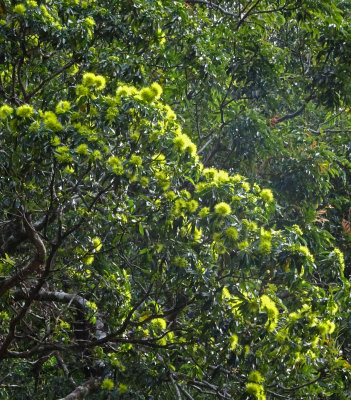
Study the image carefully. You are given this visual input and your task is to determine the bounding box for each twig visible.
[277,94,314,123]
[187,0,238,20]
[26,59,78,100]
[266,389,291,399]
[279,374,321,392]
[237,0,262,29]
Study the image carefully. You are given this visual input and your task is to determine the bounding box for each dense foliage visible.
[0,1,350,399]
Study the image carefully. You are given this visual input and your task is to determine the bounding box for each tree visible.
[0,1,350,399]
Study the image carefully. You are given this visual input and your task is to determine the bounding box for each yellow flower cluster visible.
[107,156,124,175]
[291,245,315,263]
[202,168,231,184]
[0,105,13,119]
[82,72,106,90]
[246,370,265,400]
[83,254,94,265]
[242,182,250,192]
[76,144,89,156]
[55,146,72,163]
[13,4,26,15]
[26,1,38,7]
[150,318,167,330]
[198,207,210,218]
[92,237,102,252]
[155,170,170,191]
[101,379,114,390]
[40,5,62,30]
[332,248,345,271]
[248,371,264,383]
[139,82,163,103]
[50,136,61,146]
[318,320,335,337]
[173,132,197,157]
[246,382,265,400]
[55,100,71,114]
[214,202,231,217]
[187,199,199,213]
[292,224,303,235]
[259,228,272,255]
[116,85,138,98]
[84,16,95,28]
[225,227,239,241]
[156,28,166,45]
[173,256,188,268]
[260,188,274,203]
[242,219,258,231]
[118,384,128,394]
[196,169,250,196]
[43,111,63,131]
[16,104,34,118]
[260,294,278,332]
[238,240,249,250]
[129,154,143,167]
[229,333,238,350]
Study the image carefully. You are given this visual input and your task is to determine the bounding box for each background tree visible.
[0,0,350,399]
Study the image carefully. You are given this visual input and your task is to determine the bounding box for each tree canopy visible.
[0,1,350,399]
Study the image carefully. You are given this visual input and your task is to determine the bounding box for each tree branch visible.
[310,128,351,135]
[17,55,28,101]
[279,374,321,392]
[179,385,195,400]
[13,289,106,340]
[266,389,291,399]
[0,213,53,257]
[0,68,21,105]
[170,374,183,400]
[0,214,46,297]
[0,221,60,360]
[26,58,77,101]
[55,352,77,387]
[56,378,101,400]
[277,94,314,123]
[237,0,262,30]
[187,0,238,20]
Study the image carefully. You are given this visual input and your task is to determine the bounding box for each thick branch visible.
[55,352,77,387]
[57,378,101,400]
[13,289,106,340]
[0,215,46,297]
[179,385,195,400]
[170,374,183,400]
[0,213,53,257]
[0,225,59,359]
